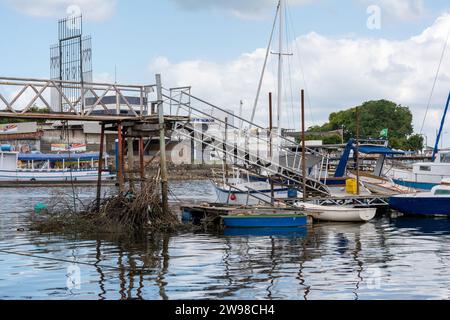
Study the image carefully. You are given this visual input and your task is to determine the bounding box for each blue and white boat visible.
[387,92,450,191]
[388,150,450,190]
[222,213,307,228]
[389,180,450,216]
[0,149,115,183]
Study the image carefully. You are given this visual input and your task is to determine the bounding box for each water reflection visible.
[1,183,450,299]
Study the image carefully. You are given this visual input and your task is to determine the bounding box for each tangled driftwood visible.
[31,180,181,235]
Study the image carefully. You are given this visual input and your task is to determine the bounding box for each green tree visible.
[405,134,424,152]
[312,100,415,150]
[0,106,50,124]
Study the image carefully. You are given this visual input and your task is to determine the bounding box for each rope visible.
[420,21,450,134]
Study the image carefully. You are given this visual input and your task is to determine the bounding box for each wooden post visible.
[127,128,135,192]
[224,117,228,183]
[269,92,275,205]
[301,90,307,202]
[156,74,169,214]
[117,122,125,192]
[356,106,360,196]
[139,136,145,185]
[96,122,105,212]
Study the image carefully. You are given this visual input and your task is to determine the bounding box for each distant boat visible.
[0,150,115,183]
[298,202,377,222]
[389,180,450,216]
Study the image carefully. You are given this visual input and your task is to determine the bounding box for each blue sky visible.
[0,0,448,82]
[1,0,450,144]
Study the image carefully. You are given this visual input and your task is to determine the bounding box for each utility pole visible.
[301,90,307,202]
[156,74,169,214]
[269,92,275,205]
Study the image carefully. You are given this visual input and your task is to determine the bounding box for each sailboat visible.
[386,92,450,190]
[212,0,307,205]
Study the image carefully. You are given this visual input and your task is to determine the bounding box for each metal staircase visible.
[164,88,331,197]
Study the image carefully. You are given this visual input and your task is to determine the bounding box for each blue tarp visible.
[358,145,404,155]
[18,153,101,162]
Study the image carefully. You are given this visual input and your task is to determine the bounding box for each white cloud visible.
[150,13,450,145]
[3,0,117,21]
[168,0,312,19]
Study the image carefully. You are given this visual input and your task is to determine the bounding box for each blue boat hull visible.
[389,197,450,216]
[222,215,307,228]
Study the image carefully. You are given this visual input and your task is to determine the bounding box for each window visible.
[419,166,431,172]
[441,153,450,163]
[435,190,450,195]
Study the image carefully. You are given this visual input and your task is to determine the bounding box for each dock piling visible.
[117,122,125,192]
[127,127,135,192]
[156,74,169,214]
[96,122,105,211]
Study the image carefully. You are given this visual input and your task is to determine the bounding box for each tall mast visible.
[277,0,284,139]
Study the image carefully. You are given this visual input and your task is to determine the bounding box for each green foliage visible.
[0,106,50,124]
[312,100,416,150]
[405,134,424,152]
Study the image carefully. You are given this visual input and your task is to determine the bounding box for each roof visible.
[357,145,404,155]
[18,152,102,162]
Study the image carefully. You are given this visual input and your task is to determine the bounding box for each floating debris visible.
[30,180,182,236]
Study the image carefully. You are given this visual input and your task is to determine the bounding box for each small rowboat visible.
[299,203,377,222]
[221,214,307,228]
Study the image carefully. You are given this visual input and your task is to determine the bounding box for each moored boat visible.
[212,179,298,206]
[0,150,115,183]
[221,210,307,228]
[222,215,307,228]
[298,202,377,222]
[389,180,450,216]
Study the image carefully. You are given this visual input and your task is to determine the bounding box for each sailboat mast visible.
[277,0,284,139]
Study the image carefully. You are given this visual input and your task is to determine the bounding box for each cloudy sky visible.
[0,0,450,146]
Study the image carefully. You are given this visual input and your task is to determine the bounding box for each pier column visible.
[117,122,125,192]
[156,74,169,214]
[127,127,135,192]
[96,122,105,212]
[139,136,145,186]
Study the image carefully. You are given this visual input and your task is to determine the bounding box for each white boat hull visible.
[213,181,299,206]
[0,169,116,182]
[299,203,377,222]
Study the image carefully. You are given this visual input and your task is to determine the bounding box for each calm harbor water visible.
[1,180,450,300]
